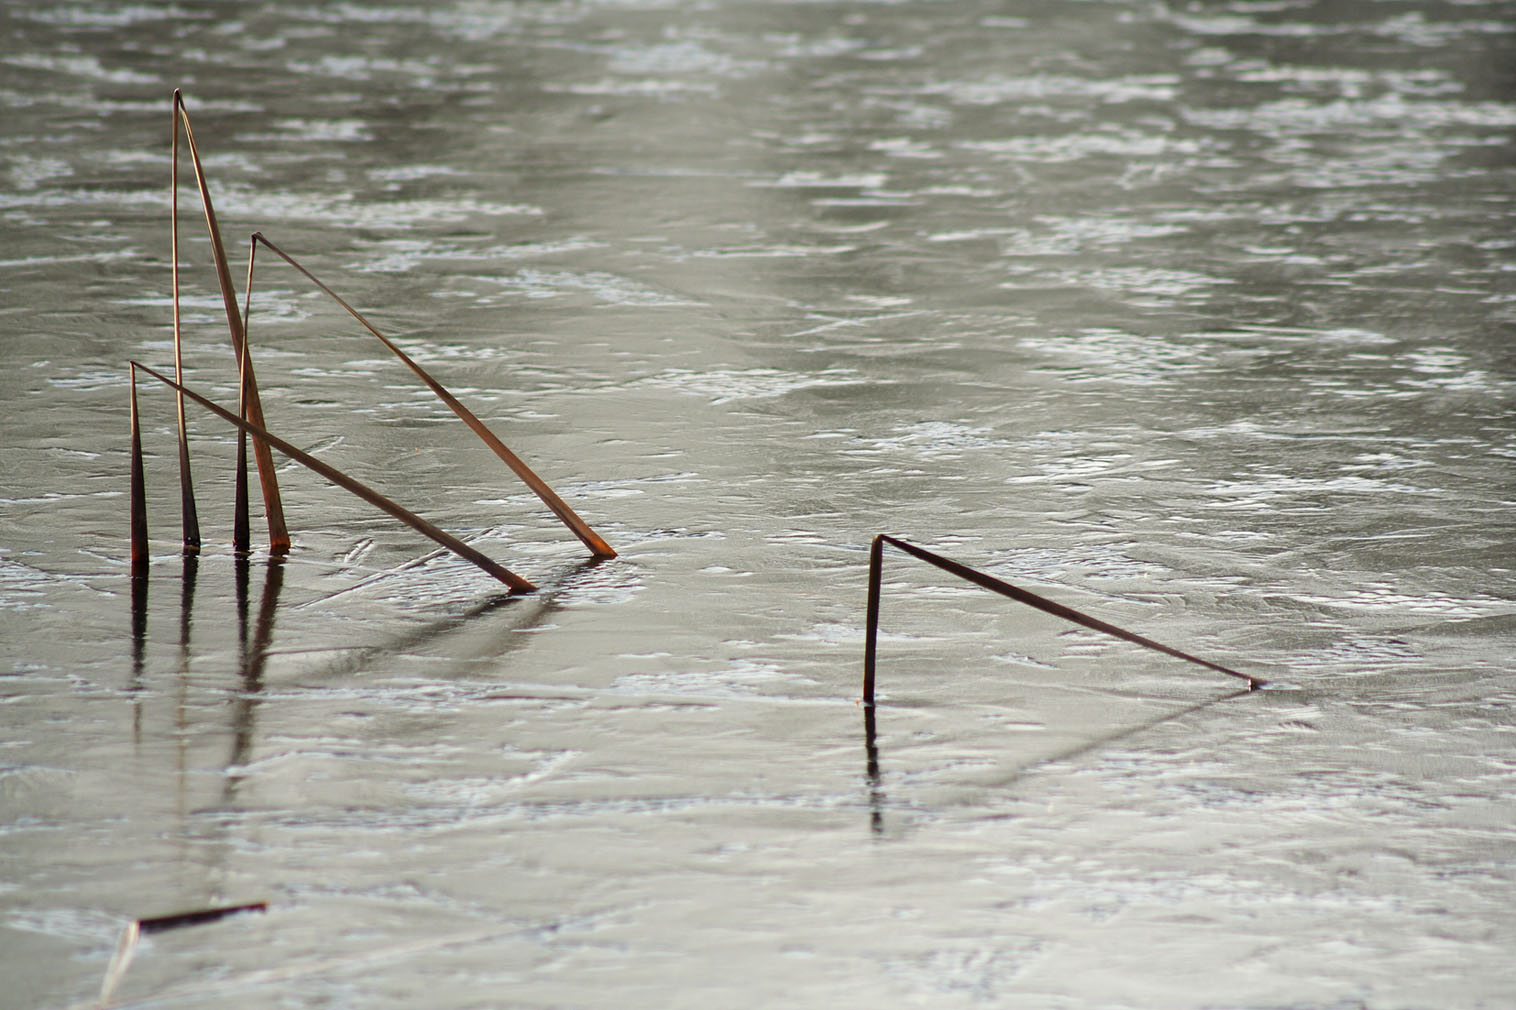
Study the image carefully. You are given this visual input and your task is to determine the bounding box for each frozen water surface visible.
[1,0,1513,1007]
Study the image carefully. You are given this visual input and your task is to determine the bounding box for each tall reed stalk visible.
[172,90,289,552]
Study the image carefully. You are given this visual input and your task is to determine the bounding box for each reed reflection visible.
[861,688,1254,836]
[122,548,610,805]
[225,555,284,794]
[175,555,199,817]
[129,568,148,745]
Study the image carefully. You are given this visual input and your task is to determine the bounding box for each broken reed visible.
[100,902,267,1005]
[862,534,1264,706]
[135,91,613,587]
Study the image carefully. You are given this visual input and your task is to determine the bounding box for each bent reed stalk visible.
[862,534,1264,706]
[246,232,615,559]
[169,99,200,555]
[99,903,268,1006]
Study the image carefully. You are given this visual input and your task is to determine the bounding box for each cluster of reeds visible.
[98,903,267,1005]
[113,95,627,1000]
[127,92,1271,857]
[129,92,613,591]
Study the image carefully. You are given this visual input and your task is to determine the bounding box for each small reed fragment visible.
[99,903,267,1005]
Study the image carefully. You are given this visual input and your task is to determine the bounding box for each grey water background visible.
[2,0,1514,1006]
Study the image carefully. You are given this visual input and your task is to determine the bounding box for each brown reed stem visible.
[247,232,616,559]
[130,362,536,593]
[170,105,200,555]
[861,534,1263,706]
[129,364,148,571]
[173,90,289,553]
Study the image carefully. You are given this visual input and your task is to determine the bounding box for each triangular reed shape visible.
[173,90,289,553]
[233,235,259,554]
[226,558,283,786]
[862,534,1263,706]
[129,364,149,571]
[247,232,616,559]
[169,102,200,555]
[131,362,536,593]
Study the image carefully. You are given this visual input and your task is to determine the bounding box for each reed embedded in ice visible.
[133,91,615,592]
[131,361,537,592]
[862,534,1264,707]
[171,89,288,554]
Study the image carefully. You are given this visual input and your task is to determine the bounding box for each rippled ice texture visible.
[1,0,1513,1008]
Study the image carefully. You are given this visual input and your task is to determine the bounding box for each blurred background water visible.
[1,0,1513,1007]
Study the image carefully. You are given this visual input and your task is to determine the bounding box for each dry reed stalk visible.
[862,534,1262,706]
[247,233,616,559]
[128,365,148,571]
[233,237,259,554]
[169,103,199,555]
[130,362,536,593]
[172,90,289,552]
